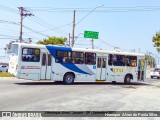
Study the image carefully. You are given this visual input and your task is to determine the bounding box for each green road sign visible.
[84,31,99,39]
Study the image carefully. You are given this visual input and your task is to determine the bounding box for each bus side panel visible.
[51,60,96,82]
[107,66,124,82]
[19,73,40,80]
[107,66,138,82]
[18,62,41,80]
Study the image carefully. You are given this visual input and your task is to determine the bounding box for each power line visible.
[22,25,50,37]
[26,6,160,13]
[0,4,18,14]
[0,34,18,38]
[23,22,72,33]
[29,16,69,36]
[0,19,50,37]
[0,20,19,25]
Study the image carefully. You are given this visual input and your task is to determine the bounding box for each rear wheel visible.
[124,75,131,84]
[63,73,75,85]
[112,81,116,84]
[151,76,154,79]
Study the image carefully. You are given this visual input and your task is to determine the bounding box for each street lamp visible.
[76,5,104,26]
[71,5,104,47]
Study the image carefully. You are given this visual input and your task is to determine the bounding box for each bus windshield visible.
[9,44,18,55]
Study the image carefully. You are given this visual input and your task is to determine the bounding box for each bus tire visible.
[112,81,116,84]
[54,81,62,84]
[63,73,75,85]
[124,75,131,84]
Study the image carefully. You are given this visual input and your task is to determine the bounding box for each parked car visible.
[0,65,8,72]
[150,68,160,79]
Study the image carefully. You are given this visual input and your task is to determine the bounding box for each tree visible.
[152,31,160,52]
[37,36,67,45]
[145,54,156,68]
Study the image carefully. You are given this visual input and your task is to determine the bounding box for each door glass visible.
[42,54,46,66]
[97,58,101,68]
[48,54,52,66]
[102,58,106,68]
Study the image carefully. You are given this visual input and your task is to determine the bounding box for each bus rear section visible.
[8,44,19,76]
[8,43,51,80]
[18,47,52,80]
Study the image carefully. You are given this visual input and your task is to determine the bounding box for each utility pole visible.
[28,38,32,44]
[18,7,33,43]
[138,48,140,53]
[71,10,75,47]
[69,33,71,47]
[146,51,149,69]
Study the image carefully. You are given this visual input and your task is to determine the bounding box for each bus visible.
[8,43,146,84]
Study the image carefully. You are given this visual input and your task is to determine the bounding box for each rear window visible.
[1,66,7,68]
[9,44,18,55]
[154,69,160,71]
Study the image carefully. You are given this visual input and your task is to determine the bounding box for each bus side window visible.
[56,51,67,63]
[108,54,113,66]
[116,55,125,66]
[71,52,84,64]
[126,56,137,67]
[108,54,126,66]
[85,52,96,65]
[112,55,117,66]
[22,48,40,62]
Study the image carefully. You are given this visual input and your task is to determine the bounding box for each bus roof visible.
[12,42,145,57]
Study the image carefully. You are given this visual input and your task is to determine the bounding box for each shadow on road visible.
[15,81,151,86]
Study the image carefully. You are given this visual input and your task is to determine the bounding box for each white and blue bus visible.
[8,43,146,84]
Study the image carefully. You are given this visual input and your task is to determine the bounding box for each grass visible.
[0,72,14,77]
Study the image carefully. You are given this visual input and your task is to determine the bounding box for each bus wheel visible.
[112,81,116,84]
[63,73,75,85]
[124,75,131,84]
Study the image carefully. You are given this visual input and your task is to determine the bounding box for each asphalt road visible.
[0,77,160,112]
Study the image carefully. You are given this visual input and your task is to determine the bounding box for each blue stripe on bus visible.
[46,45,89,74]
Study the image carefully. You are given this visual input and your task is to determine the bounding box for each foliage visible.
[152,31,160,52]
[145,54,156,68]
[37,36,67,45]
[0,72,14,77]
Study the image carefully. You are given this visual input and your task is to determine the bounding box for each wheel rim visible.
[66,75,73,83]
[126,77,131,83]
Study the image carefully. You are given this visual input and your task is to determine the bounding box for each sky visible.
[0,0,160,63]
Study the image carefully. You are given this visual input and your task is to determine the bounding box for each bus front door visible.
[41,53,52,80]
[96,57,107,81]
[138,59,146,81]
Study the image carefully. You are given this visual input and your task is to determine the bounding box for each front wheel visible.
[63,73,75,85]
[124,75,131,84]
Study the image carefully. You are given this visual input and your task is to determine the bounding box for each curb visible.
[0,77,16,79]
